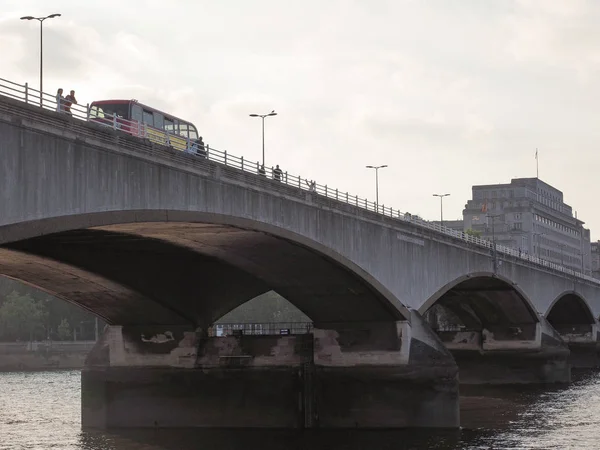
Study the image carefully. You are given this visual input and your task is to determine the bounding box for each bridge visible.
[1,78,600,429]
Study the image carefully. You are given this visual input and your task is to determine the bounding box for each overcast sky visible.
[3,1,600,238]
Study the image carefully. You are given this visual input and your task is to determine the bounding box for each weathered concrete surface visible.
[1,95,600,330]
[83,313,459,429]
[313,312,459,428]
[450,318,570,384]
[428,305,571,384]
[83,325,313,428]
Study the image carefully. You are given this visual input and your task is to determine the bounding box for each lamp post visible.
[20,13,61,107]
[366,165,388,212]
[487,214,502,273]
[249,110,277,169]
[432,193,450,227]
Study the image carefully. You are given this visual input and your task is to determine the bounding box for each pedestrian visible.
[55,88,65,113]
[196,136,206,157]
[64,89,77,115]
[258,164,266,176]
[273,164,283,181]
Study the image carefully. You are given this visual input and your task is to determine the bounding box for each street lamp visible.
[366,165,388,212]
[432,193,450,227]
[249,110,277,169]
[20,13,61,107]
[487,213,502,273]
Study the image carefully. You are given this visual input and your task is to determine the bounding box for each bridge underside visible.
[424,277,570,384]
[2,222,407,327]
[547,294,599,369]
[0,222,460,429]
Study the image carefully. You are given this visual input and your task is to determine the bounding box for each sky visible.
[2,0,600,237]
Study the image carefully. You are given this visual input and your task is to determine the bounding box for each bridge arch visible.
[546,291,595,327]
[0,210,410,327]
[419,272,540,341]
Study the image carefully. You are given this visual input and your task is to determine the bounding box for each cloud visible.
[2,0,600,238]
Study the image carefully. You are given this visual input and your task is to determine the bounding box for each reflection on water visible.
[2,370,600,449]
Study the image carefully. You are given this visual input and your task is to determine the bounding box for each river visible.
[1,370,600,449]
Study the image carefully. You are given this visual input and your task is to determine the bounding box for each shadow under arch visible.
[418,272,540,340]
[0,210,410,326]
[545,290,595,325]
[419,271,539,322]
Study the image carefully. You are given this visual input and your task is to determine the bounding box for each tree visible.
[57,318,72,340]
[0,276,105,341]
[0,291,48,341]
[465,229,482,238]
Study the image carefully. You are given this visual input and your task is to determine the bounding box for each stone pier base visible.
[81,313,459,429]
[451,347,570,385]
[567,343,600,369]
[82,366,307,428]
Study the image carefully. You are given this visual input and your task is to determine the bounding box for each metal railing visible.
[210,322,314,336]
[1,76,598,285]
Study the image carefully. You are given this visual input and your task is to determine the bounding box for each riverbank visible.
[0,340,95,371]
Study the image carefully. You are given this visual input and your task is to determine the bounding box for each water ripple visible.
[2,370,600,449]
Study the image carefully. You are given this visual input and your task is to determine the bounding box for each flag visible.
[535,148,538,160]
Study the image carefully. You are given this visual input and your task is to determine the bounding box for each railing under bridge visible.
[0,76,598,285]
[210,322,314,337]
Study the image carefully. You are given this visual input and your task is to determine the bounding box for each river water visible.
[2,370,600,449]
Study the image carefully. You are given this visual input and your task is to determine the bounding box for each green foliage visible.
[0,277,104,342]
[0,291,48,341]
[57,318,72,340]
[217,291,311,323]
[465,228,482,238]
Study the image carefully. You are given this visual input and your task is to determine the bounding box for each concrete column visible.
[82,325,313,428]
[438,316,571,384]
[82,315,460,430]
[553,323,600,369]
[312,311,459,428]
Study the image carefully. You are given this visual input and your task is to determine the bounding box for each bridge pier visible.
[436,317,571,384]
[553,324,600,369]
[82,313,459,429]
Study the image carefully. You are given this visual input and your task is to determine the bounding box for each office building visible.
[462,178,591,273]
[591,241,600,278]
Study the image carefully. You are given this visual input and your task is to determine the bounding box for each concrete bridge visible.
[1,90,600,429]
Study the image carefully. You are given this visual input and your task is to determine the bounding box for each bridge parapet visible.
[0,77,598,286]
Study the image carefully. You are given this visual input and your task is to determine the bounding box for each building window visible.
[514,222,522,230]
[514,213,521,220]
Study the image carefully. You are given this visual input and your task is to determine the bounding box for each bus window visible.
[179,123,189,139]
[189,125,198,140]
[154,112,164,130]
[131,104,142,123]
[142,110,154,127]
[90,103,129,119]
[165,118,175,134]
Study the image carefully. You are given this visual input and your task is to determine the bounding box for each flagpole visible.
[535,148,539,179]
